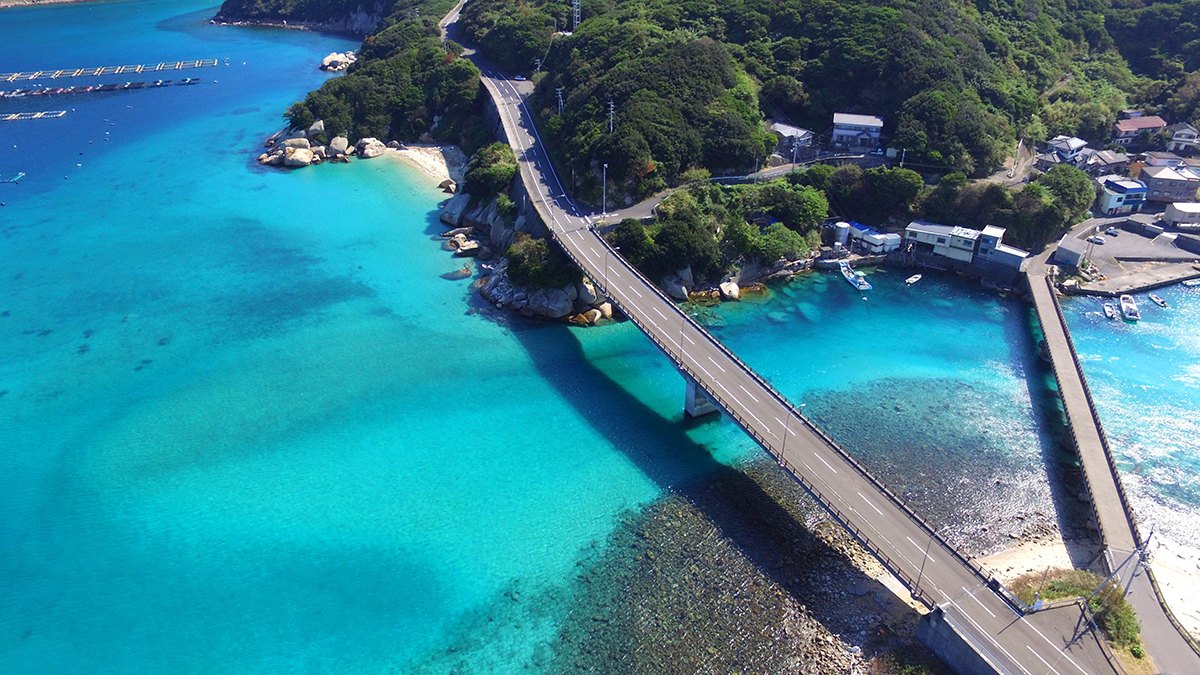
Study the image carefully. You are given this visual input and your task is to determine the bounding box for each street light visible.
[602,163,608,216]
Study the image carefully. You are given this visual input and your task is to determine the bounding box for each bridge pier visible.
[683,374,719,418]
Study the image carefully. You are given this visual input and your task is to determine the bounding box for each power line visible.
[608,99,614,134]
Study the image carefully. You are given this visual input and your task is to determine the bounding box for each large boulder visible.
[454,240,481,257]
[719,281,740,301]
[562,283,578,302]
[440,193,470,227]
[306,119,324,138]
[676,266,694,286]
[320,51,357,72]
[329,136,349,154]
[578,278,598,305]
[662,275,689,301]
[597,302,614,319]
[282,137,310,149]
[356,138,386,159]
[528,289,573,318]
[283,147,314,167]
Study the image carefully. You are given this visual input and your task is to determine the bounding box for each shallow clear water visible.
[1062,289,1200,565]
[6,1,1192,672]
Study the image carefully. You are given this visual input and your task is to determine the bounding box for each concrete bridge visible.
[447,8,1136,672]
[1027,267,1200,674]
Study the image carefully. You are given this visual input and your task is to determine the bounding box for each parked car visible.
[1087,235,1107,244]
[513,75,526,81]
[1105,226,1119,236]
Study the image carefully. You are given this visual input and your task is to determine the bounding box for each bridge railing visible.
[1040,276,1140,549]
[568,228,1000,602]
[500,75,1002,610]
[1037,275,1200,657]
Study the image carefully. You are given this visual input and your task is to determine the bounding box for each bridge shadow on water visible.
[1015,303,1105,571]
[504,318,923,644]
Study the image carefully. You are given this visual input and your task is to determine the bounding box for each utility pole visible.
[556,87,564,116]
[534,58,542,73]
[900,147,906,169]
[608,100,615,134]
[602,163,608,216]
[572,0,581,31]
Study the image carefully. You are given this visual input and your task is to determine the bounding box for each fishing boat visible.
[1149,293,1168,308]
[840,261,872,291]
[1103,303,1116,319]
[905,274,922,285]
[1119,294,1140,321]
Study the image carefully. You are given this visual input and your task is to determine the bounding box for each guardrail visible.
[1037,274,1200,658]
[572,226,1001,604]
[493,67,1020,624]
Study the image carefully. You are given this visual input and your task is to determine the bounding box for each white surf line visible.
[905,536,936,564]
[738,384,759,403]
[813,452,838,474]
[961,586,996,618]
[858,492,883,516]
[1025,646,1063,675]
[707,356,726,372]
[773,417,797,436]
[939,591,1032,675]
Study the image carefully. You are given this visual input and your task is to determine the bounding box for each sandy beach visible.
[977,536,1200,640]
[386,144,467,185]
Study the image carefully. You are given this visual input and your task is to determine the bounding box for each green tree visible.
[464,142,518,198]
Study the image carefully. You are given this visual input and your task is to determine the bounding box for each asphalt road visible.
[450,13,1124,672]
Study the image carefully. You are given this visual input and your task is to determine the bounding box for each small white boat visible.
[905,274,922,285]
[1119,294,1140,321]
[1182,279,1200,287]
[1103,303,1116,319]
[1149,293,1168,308]
[840,261,872,291]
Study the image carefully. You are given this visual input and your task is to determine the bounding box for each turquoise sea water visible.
[1062,289,1200,566]
[5,1,1195,671]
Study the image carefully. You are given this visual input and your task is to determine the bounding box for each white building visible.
[1166,123,1199,154]
[1046,135,1088,161]
[904,220,1028,271]
[831,113,883,148]
[1053,234,1089,267]
[769,122,814,148]
[976,225,1029,270]
[1163,202,1200,229]
[847,221,901,253]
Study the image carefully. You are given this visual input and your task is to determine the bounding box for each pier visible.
[1,111,66,121]
[0,59,218,82]
[1026,264,1200,673]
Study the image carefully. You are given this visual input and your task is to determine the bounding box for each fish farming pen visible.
[1,111,66,121]
[1,59,219,82]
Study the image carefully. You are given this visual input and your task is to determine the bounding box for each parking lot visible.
[1073,220,1200,294]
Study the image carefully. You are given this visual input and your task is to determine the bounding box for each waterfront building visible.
[846,221,902,254]
[1095,175,1147,216]
[831,113,883,148]
[1053,234,1089,267]
[903,220,1028,278]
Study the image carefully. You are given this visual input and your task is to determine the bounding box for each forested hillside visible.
[458,0,1194,199]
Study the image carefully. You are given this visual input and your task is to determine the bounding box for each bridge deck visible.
[472,62,1123,674]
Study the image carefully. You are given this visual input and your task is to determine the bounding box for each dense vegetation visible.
[265,0,494,149]
[463,142,518,199]
[606,179,826,284]
[458,0,1196,200]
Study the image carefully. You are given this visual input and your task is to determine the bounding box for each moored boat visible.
[1119,294,1140,321]
[1183,279,1200,287]
[1103,303,1116,319]
[1149,293,1168,308]
[905,274,922,285]
[839,261,872,291]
